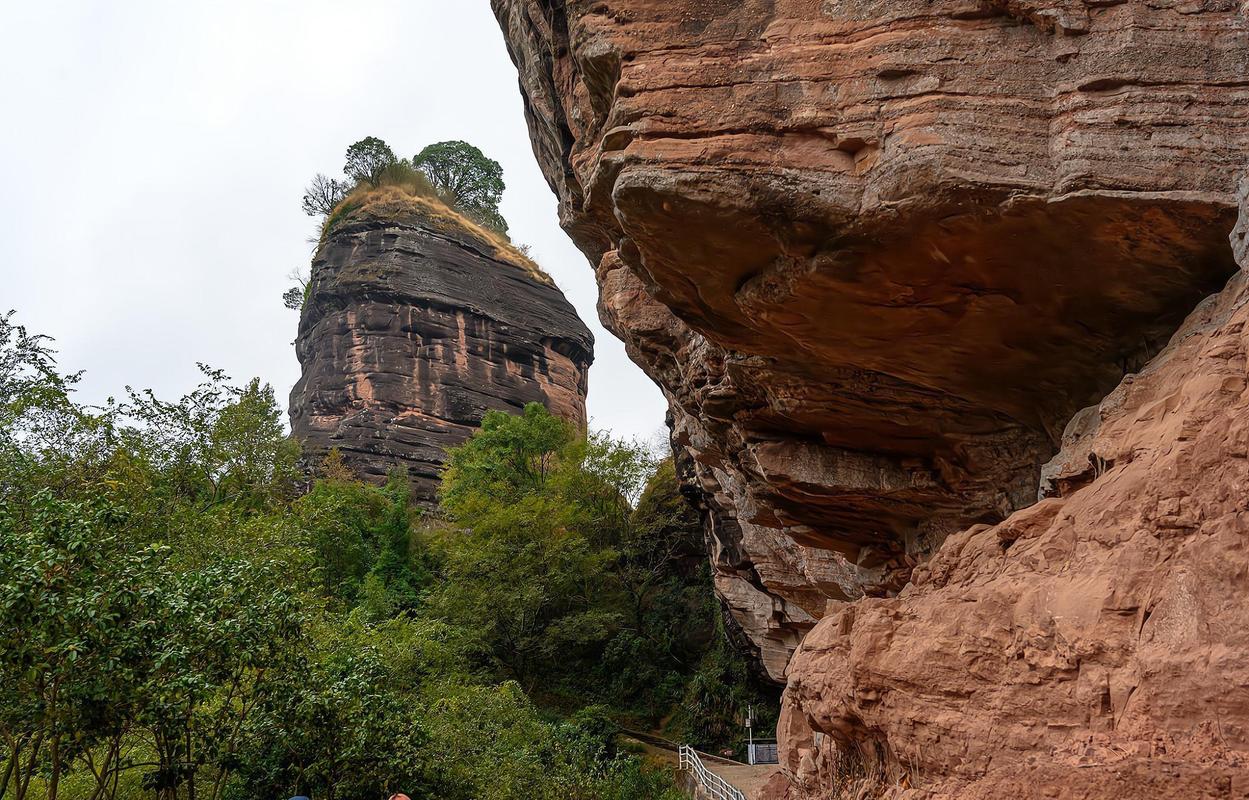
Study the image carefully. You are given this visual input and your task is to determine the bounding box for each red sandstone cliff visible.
[774,204,1249,796]
[491,1,1249,795]
[289,188,593,503]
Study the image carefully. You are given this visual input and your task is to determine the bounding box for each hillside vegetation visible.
[0,313,774,800]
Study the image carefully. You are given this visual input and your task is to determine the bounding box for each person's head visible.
[388,795,411,800]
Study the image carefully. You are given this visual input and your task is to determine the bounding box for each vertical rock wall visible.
[493,0,1248,683]
[491,0,1249,795]
[772,183,1249,798]
[290,190,593,503]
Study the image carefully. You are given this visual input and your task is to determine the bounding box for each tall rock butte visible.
[290,187,593,503]
[491,1,1249,796]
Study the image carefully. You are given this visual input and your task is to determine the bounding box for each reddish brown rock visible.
[492,0,1249,795]
[773,226,1249,797]
[493,0,1249,681]
[289,189,593,503]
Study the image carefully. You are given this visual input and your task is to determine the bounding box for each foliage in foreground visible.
[0,312,765,799]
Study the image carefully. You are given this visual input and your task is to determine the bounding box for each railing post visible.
[678,744,746,800]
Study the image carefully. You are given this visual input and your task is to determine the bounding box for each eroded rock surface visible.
[493,0,1248,681]
[290,190,593,503]
[775,222,1249,797]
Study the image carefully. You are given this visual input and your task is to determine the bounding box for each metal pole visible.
[747,704,754,765]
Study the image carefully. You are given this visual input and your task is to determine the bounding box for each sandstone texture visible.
[492,0,1248,681]
[492,0,1249,795]
[775,249,1249,797]
[290,190,593,503]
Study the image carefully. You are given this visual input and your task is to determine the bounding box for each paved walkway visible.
[705,762,778,799]
[621,734,779,799]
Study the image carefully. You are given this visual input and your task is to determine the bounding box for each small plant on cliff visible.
[282,268,310,312]
[413,140,508,235]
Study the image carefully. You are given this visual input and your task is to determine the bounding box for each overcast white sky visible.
[0,1,668,442]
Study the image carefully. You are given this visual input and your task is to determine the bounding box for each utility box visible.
[747,740,779,766]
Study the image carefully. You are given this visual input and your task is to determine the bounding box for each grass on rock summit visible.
[321,163,553,287]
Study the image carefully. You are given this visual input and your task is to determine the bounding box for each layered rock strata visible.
[773,194,1249,797]
[493,0,1248,681]
[290,189,593,503]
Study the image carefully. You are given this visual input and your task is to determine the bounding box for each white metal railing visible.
[678,744,747,800]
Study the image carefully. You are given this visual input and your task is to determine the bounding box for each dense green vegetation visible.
[0,313,775,800]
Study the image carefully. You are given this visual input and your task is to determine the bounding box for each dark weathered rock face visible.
[492,0,1248,682]
[290,191,593,503]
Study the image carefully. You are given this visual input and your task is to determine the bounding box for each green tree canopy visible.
[118,368,301,513]
[413,141,508,234]
[0,488,306,800]
[343,136,398,187]
[439,402,574,514]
